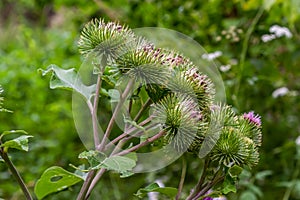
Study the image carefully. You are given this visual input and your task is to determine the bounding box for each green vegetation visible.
[0,0,300,199]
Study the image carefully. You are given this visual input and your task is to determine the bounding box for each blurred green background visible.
[0,0,300,199]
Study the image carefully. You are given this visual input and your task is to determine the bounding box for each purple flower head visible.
[243,111,261,127]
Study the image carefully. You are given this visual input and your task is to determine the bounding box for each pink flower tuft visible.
[243,111,261,127]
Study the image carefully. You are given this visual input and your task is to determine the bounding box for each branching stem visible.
[114,129,166,156]
[105,116,154,150]
[85,168,106,199]
[97,79,134,151]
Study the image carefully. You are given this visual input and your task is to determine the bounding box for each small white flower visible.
[262,25,292,43]
[261,34,276,42]
[272,87,289,98]
[269,25,292,38]
[219,65,231,72]
[296,136,300,146]
[202,51,222,61]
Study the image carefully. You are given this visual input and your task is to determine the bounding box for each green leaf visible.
[229,165,243,178]
[101,155,136,173]
[34,166,83,200]
[222,176,237,194]
[135,183,178,198]
[0,130,28,140]
[39,65,96,100]
[78,150,106,169]
[1,135,33,152]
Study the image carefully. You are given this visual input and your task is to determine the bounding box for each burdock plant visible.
[35,18,262,200]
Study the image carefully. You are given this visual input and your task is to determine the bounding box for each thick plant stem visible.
[76,170,96,200]
[80,79,135,199]
[85,168,106,199]
[175,157,187,200]
[78,65,105,200]
[0,149,33,200]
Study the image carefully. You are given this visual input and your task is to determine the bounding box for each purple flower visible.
[203,197,214,200]
[243,111,261,127]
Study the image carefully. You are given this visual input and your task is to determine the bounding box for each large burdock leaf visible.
[40,65,96,100]
[34,166,83,199]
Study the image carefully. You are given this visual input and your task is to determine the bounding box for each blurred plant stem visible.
[0,142,33,200]
[175,156,187,200]
[282,154,300,200]
[234,7,264,110]
[186,158,210,200]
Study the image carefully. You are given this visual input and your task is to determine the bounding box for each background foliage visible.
[0,0,299,199]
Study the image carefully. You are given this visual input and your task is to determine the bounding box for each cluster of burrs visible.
[78,18,262,169]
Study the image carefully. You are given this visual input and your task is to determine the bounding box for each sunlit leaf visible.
[34,166,83,199]
[40,65,96,100]
[135,183,178,198]
[1,135,33,152]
